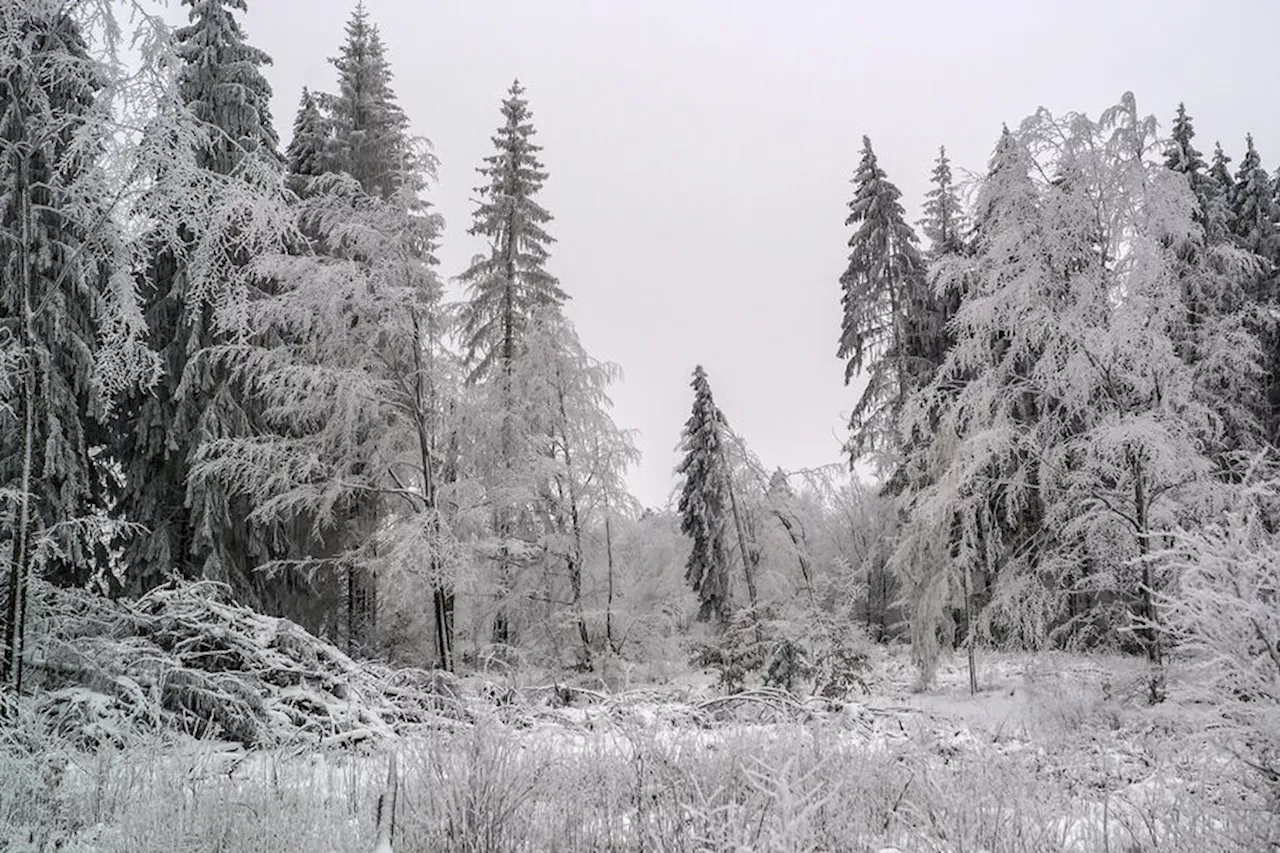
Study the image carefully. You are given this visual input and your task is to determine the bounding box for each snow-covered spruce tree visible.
[1161,109,1260,464]
[285,86,327,195]
[894,97,1240,688]
[113,0,282,599]
[837,136,929,468]
[0,2,156,689]
[1163,104,1213,229]
[459,80,567,383]
[324,2,421,201]
[1208,142,1236,231]
[676,366,735,624]
[888,146,971,495]
[459,79,565,645]
[1228,135,1280,441]
[175,0,278,174]
[507,310,639,665]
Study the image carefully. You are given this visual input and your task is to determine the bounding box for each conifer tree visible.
[1228,135,1280,439]
[286,87,327,191]
[920,146,968,259]
[912,145,968,383]
[1,3,154,687]
[114,0,280,596]
[1164,104,1209,205]
[324,3,419,200]
[837,136,928,465]
[1230,136,1280,264]
[459,80,567,383]
[676,366,734,623]
[174,0,278,174]
[1207,142,1236,236]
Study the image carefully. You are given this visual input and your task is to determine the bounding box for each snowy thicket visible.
[846,96,1273,697]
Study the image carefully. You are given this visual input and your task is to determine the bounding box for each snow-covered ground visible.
[5,649,1275,852]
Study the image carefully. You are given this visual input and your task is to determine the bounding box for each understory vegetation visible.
[4,646,1277,852]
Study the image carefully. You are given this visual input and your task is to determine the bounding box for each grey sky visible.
[232,0,1279,509]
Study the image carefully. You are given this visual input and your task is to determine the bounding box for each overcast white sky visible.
[224,0,1279,509]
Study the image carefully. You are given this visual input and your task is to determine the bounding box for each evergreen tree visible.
[1229,135,1280,263]
[286,86,327,189]
[324,3,419,200]
[174,0,278,174]
[114,0,280,596]
[837,136,928,465]
[459,80,567,384]
[920,146,968,258]
[1206,142,1237,239]
[1,3,154,686]
[1228,135,1280,440]
[1164,104,1206,175]
[676,366,734,623]
[912,145,968,388]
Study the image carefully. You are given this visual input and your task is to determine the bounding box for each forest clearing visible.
[3,1,1280,850]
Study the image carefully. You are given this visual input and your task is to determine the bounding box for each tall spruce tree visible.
[676,366,734,623]
[459,80,567,384]
[1229,135,1280,439]
[1163,104,1213,227]
[1207,142,1237,236]
[912,145,968,379]
[114,0,279,596]
[458,80,565,644]
[837,136,928,466]
[324,3,419,200]
[174,0,277,174]
[1,3,154,687]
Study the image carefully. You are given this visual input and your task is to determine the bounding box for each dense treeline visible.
[837,98,1280,697]
[2,1,1277,752]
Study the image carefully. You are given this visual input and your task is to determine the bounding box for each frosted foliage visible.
[511,310,640,524]
[459,81,567,383]
[1160,479,1280,792]
[677,366,734,623]
[838,136,927,464]
[894,95,1248,681]
[192,173,447,571]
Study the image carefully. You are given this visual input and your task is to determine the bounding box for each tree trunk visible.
[964,552,977,696]
[725,475,762,645]
[604,509,617,655]
[1131,453,1164,703]
[412,311,454,671]
[553,385,591,667]
[4,130,36,693]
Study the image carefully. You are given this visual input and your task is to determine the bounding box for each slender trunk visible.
[1131,453,1163,703]
[965,552,977,696]
[412,310,453,671]
[604,508,617,655]
[772,509,813,598]
[725,474,762,644]
[5,129,36,692]
[492,214,518,645]
[553,384,591,666]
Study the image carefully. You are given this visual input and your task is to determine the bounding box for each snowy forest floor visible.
[4,641,1278,853]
